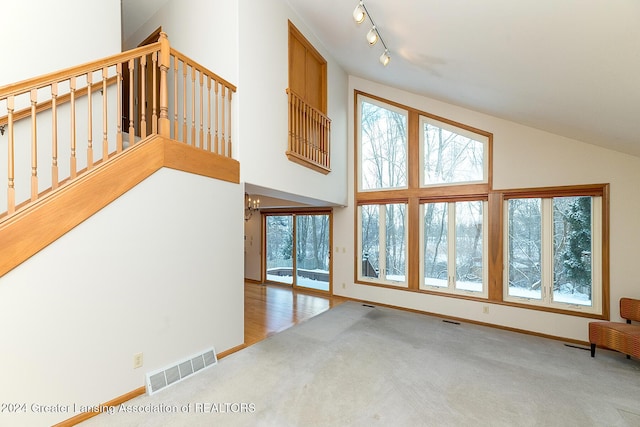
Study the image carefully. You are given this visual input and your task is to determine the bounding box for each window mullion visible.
[379,204,387,280]
[542,198,553,304]
[448,202,456,290]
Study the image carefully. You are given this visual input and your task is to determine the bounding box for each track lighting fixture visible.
[379,49,390,66]
[366,26,378,46]
[352,1,366,24]
[352,1,390,66]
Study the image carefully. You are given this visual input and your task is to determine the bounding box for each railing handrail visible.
[0,76,118,127]
[170,48,237,93]
[0,32,237,222]
[0,43,161,99]
[285,88,330,122]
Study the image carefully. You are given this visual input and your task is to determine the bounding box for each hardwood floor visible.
[244,282,346,347]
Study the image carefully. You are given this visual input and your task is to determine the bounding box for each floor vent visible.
[145,347,217,395]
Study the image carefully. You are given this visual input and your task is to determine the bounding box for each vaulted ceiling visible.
[122,0,640,158]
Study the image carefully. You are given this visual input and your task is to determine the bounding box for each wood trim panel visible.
[0,136,164,277]
[163,139,240,183]
[286,151,331,174]
[0,136,240,277]
[52,387,146,427]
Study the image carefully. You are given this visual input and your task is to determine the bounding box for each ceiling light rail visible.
[352,1,390,66]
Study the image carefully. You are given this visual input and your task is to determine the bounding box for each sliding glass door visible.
[266,215,294,285]
[265,212,331,292]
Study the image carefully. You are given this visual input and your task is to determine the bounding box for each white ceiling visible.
[121,0,640,158]
[285,0,640,158]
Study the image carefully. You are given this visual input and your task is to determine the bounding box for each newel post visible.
[158,32,171,138]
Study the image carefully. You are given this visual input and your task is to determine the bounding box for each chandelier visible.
[244,193,260,221]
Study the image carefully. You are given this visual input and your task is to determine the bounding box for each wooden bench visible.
[589,298,640,360]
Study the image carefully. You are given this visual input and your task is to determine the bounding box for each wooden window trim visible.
[353,89,609,320]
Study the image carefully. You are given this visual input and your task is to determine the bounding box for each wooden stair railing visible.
[0,32,236,223]
[286,88,331,174]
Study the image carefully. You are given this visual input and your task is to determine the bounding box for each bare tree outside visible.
[507,198,542,299]
[423,202,448,287]
[360,100,407,190]
[423,121,484,185]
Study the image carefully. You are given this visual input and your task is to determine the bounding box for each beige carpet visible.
[81,302,640,426]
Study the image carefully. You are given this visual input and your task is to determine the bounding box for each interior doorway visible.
[265,212,331,293]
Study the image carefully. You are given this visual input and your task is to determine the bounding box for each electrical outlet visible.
[342,282,346,289]
[482,306,489,314]
[133,352,144,369]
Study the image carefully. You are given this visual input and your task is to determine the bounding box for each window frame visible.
[353,90,609,319]
[501,186,608,317]
[357,202,409,288]
[419,199,489,298]
[356,95,409,192]
[419,115,489,188]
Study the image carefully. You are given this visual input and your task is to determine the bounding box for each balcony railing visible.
[286,88,331,174]
[0,32,236,221]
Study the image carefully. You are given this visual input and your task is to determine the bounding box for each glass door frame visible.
[262,209,333,294]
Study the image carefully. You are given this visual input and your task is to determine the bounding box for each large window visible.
[421,117,487,186]
[420,201,488,296]
[358,203,408,286]
[354,91,608,318]
[358,98,407,191]
[505,195,602,313]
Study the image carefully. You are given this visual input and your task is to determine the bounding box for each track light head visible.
[353,2,366,24]
[366,26,378,45]
[379,50,390,66]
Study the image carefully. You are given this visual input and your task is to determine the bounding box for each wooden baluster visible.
[116,63,123,152]
[199,71,204,149]
[182,61,187,144]
[70,76,77,179]
[173,57,179,139]
[140,54,147,139]
[7,96,15,214]
[287,91,292,153]
[191,67,196,146]
[86,72,93,170]
[29,89,39,201]
[296,96,304,155]
[314,110,319,164]
[207,76,212,151]
[214,81,219,154]
[158,32,170,138]
[292,95,297,155]
[102,67,108,161]
[152,52,158,134]
[227,88,232,157]
[304,101,308,160]
[128,58,135,148]
[220,85,226,157]
[51,83,59,189]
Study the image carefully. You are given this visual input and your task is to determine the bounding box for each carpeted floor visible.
[81,302,640,426]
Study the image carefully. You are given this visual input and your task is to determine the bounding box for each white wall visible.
[332,76,640,343]
[237,0,349,207]
[0,168,244,427]
[1,0,121,86]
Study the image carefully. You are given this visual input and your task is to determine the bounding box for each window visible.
[354,91,609,318]
[504,194,603,313]
[358,203,408,287]
[420,200,488,296]
[355,91,491,297]
[421,116,487,186]
[358,97,408,191]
